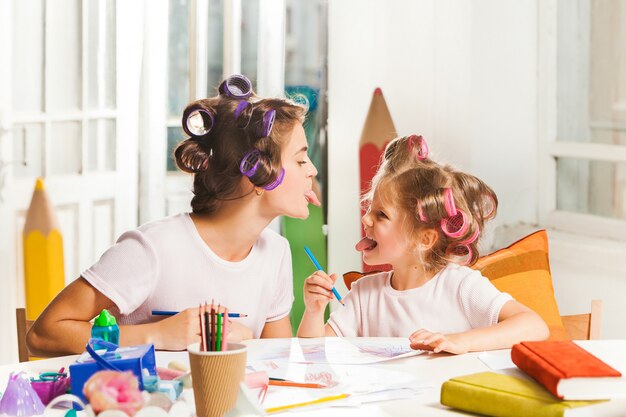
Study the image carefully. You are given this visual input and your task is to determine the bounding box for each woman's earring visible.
[255,188,264,196]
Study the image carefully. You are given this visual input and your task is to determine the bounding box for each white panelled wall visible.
[327,0,626,338]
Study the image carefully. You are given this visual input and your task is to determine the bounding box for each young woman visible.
[28,75,320,355]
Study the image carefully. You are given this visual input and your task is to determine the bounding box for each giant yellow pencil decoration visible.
[23,178,65,320]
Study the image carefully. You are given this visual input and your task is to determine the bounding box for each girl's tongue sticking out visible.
[355,237,377,252]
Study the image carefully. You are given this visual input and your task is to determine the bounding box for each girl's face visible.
[264,123,319,218]
[356,188,412,266]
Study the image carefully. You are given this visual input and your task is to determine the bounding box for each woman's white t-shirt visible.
[328,263,512,337]
[82,213,294,338]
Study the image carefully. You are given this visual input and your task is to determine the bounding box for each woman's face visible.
[263,123,319,219]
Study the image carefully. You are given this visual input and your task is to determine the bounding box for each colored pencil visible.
[204,309,210,352]
[268,380,327,389]
[269,377,285,381]
[152,310,247,318]
[211,305,216,351]
[264,393,350,414]
[215,305,222,352]
[221,307,229,351]
[199,303,205,351]
[303,246,344,305]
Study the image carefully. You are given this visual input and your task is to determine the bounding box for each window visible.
[540,0,626,240]
[12,0,117,178]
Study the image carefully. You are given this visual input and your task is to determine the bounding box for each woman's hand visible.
[227,321,253,342]
[303,271,338,314]
[408,329,469,355]
[153,307,201,351]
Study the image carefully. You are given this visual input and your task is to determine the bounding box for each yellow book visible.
[23,178,65,321]
[440,372,603,417]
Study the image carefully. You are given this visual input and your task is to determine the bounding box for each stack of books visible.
[440,341,626,417]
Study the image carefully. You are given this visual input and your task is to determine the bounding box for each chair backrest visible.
[343,271,383,291]
[561,300,602,340]
[343,272,602,341]
[16,308,35,362]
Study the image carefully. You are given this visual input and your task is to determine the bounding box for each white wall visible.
[327,0,538,286]
[327,0,626,338]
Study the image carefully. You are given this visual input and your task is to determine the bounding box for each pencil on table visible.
[268,380,327,389]
[264,393,350,414]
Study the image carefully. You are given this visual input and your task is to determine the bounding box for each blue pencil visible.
[303,246,345,306]
[152,310,247,317]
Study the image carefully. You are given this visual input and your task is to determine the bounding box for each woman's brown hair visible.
[174,78,306,214]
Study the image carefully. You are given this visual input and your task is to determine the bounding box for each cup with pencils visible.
[188,303,247,417]
[188,342,247,417]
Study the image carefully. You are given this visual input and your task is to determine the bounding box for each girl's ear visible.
[418,228,439,251]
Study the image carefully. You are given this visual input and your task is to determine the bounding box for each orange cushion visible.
[473,230,569,341]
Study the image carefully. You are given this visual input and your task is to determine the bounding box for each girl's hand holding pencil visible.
[302,270,340,314]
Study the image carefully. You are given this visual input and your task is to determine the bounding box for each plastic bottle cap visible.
[94,309,117,327]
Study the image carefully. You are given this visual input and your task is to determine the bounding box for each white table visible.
[1,338,625,417]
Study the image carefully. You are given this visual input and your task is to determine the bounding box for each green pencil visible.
[216,309,222,352]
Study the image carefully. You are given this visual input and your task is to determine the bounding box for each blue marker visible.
[303,246,345,306]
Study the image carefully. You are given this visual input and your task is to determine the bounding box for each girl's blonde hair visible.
[362,135,498,270]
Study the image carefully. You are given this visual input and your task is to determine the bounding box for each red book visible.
[511,341,624,400]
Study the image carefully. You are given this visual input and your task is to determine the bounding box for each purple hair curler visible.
[219,74,253,99]
[240,149,261,177]
[234,100,253,128]
[260,109,276,138]
[263,167,285,190]
[184,108,214,137]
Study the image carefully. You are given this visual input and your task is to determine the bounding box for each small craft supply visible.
[264,393,350,414]
[91,309,120,349]
[82,370,144,416]
[0,372,46,417]
[30,367,71,405]
[304,246,344,305]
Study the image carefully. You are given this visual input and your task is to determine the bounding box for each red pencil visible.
[210,304,217,351]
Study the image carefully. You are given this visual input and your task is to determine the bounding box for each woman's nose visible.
[309,163,318,178]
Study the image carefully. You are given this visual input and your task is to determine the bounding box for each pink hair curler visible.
[407,135,429,161]
[440,188,470,238]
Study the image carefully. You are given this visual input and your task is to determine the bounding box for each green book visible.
[440,372,603,417]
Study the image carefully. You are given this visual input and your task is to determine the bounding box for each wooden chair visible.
[15,308,34,362]
[343,272,602,341]
[561,300,602,340]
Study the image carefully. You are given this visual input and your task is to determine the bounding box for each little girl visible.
[298,135,548,354]
[28,75,320,356]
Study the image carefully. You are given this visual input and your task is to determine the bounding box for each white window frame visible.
[538,0,626,242]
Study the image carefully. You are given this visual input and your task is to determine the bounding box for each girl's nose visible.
[361,212,373,227]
